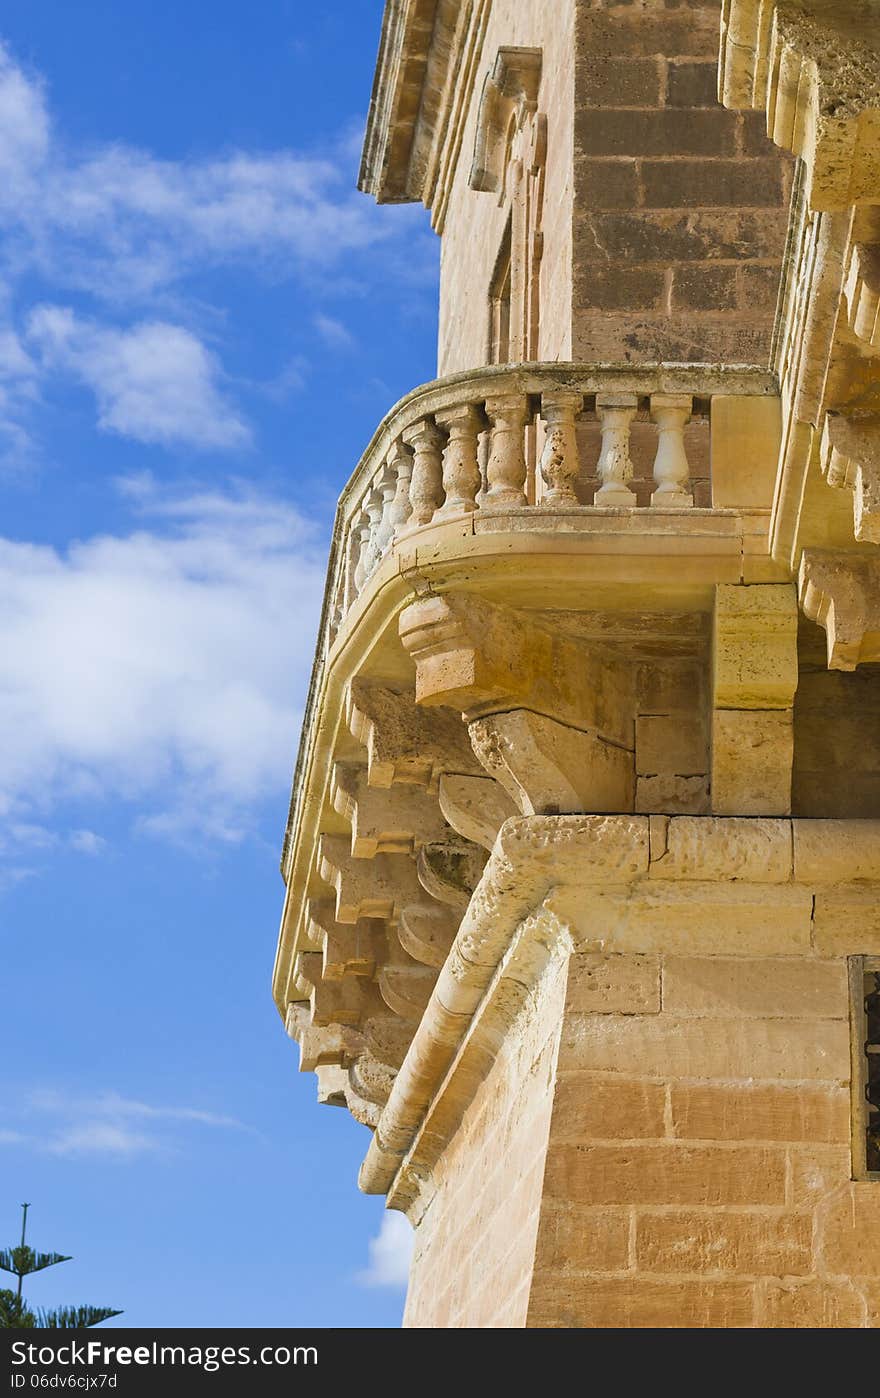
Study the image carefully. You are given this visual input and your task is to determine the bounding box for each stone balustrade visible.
[324,363,776,645]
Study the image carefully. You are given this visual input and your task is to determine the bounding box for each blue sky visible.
[0,0,439,1327]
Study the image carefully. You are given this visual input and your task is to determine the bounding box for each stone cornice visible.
[358,0,469,207]
[720,0,880,212]
[361,813,880,1207]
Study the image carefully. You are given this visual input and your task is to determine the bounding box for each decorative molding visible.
[720,0,880,211]
[469,47,542,195]
[799,547,880,669]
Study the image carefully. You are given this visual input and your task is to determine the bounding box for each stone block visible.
[550,1076,667,1142]
[532,1206,631,1275]
[672,265,738,311]
[667,60,720,107]
[670,1084,850,1144]
[661,956,848,1019]
[544,1143,786,1206]
[711,709,793,816]
[557,1012,850,1083]
[756,1280,866,1328]
[812,891,880,956]
[635,714,706,776]
[709,394,780,509]
[649,815,792,882]
[793,820,880,883]
[528,1276,755,1328]
[640,158,785,208]
[819,1186,880,1278]
[577,108,737,159]
[550,881,814,957]
[786,1147,853,1207]
[713,584,799,709]
[636,775,709,814]
[636,1211,812,1276]
[565,953,661,1015]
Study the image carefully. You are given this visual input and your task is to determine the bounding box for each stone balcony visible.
[273,360,795,1135]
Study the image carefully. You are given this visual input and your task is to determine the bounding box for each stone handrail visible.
[328,361,776,638]
[280,360,776,873]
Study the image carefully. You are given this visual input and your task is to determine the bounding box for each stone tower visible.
[274,0,880,1327]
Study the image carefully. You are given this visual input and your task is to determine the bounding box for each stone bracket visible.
[820,413,880,545]
[347,678,482,788]
[799,548,880,670]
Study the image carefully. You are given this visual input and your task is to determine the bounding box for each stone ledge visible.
[361,813,880,1204]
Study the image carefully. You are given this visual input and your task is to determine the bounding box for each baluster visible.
[539,390,583,506]
[372,458,398,558]
[354,482,384,590]
[352,504,373,592]
[435,403,482,516]
[594,393,637,506]
[402,419,444,526]
[650,393,693,507]
[387,439,414,536]
[484,394,528,507]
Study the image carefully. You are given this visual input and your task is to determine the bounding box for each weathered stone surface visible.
[661,956,848,1018]
[819,1185,880,1277]
[544,1143,787,1206]
[437,773,518,851]
[275,0,880,1333]
[347,679,481,788]
[711,709,793,816]
[670,1083,851,1144]
[469,709,635,815]
[550,1076,666,1142]
[636,1211,812,1276]
[565,953,661,1015]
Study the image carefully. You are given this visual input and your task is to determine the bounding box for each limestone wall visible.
[437,0,576,373]
[571,0,793,363]
[436,0,793,375]
[402,954,567,1327]
[529,950,875,1328]
[404,945,879,1328]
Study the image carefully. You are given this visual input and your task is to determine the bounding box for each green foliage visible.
[0,1289,36,1328]
[0,1208,121,1329]
[35,1305,124,1330]
[0,1247,71,1278]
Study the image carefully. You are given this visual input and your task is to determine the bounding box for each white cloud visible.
[0,40,421,301]
[0,476,325,842]
[313,313,355,350]
[27,307,249,449]
[68,829,106,855]
[0,40,437,458]
[357,1213,413,1289]
[0,1089,251,1161]
[49,1122,160,1160]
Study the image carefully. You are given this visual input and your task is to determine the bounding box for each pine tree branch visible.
[36,1305,123,1329]
[0,1247,72,1277]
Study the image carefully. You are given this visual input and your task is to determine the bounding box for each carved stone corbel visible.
[347,679,482,788]
[399,593,636,815]
[820,413,880,544]
[469,709,634,816]
[844,242,880,352]
[437,773,518,850]
[331,763,448,856]
[799,548,880,669]
[377,964,437,1021]
[305,900,381,981]
[318,836,425,925]
[398,902,460,970]
[416,837,488,914]
[720,0,880,211]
